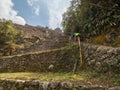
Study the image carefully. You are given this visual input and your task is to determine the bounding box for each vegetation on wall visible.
[0,19,18,44]
[0,19,21,56]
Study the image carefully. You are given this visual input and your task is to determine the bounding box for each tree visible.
[62,0,81,35]
[62,0,120,37]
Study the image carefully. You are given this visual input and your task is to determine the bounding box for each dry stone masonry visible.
[0,43,119,90]
[0,79,119,90]
[82,43,120,74]
[0,43,119,74]
[0,46,77,73]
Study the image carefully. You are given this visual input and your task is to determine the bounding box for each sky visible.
[0,0,71,29]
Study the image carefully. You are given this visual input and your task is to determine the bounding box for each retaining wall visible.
[82,43,120,73]
[0,43,119,74]
[0,46,78,72]
[0,79,120,90]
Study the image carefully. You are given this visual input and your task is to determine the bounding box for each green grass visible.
[112,75,120,84]
[0,72,84,82]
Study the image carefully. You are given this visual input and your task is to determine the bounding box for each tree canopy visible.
[62,0,120,37]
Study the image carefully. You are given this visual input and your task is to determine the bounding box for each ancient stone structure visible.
[0,43,119,74]
[82,43,120,74]
[0,43,119,89]
[0,46,77,73]
[0,79,119,90]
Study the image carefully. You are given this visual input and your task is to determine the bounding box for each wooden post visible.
[72,59,78,74]
[72,36,83,74]
[77,36,83,67]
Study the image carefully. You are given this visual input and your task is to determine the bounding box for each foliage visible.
[0,19,21,56]
[0,19,18,44]
[112,75,120,84]
[62,0,120,37]
[112,36,120,47]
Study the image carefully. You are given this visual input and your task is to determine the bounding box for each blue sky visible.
[0,0,71,29]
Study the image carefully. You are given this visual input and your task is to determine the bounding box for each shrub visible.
[0,19,17,44]
[93,35,107,44]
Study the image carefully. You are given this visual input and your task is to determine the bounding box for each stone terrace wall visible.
[82,43,120,74]
[0,46,78,73]
[0,43,119,74]
[1,79,119,90]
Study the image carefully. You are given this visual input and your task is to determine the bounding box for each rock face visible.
[0,79,119,90]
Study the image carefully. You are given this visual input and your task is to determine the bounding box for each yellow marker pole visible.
[77,36,83,67]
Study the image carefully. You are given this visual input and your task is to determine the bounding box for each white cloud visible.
[27,0,71,29]
[27,0,40,16]
[27,0,39,6]
[27,0,34,6]
[34,6,40,16]
[0,0,26,25]
[46,0,71,29]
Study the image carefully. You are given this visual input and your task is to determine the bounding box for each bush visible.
[93,35,107,44]
[0,19,20,56]
[0,19,17,44]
